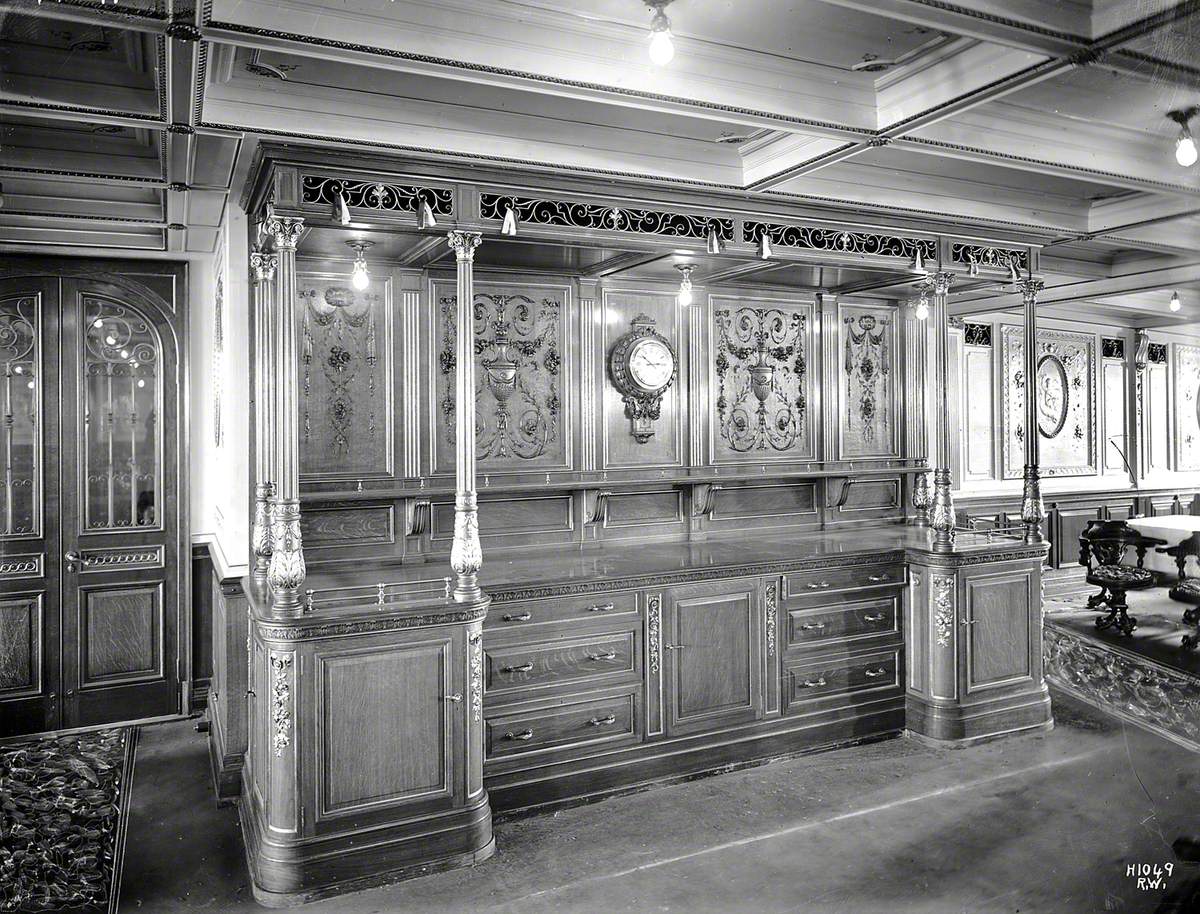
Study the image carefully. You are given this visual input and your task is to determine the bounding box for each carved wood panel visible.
[838,303,898,458]
[301,504,395,549]
[79,584,162,685]
[1174,344,1200,471]
[710,296,813,463]
[964,571,1033,691]
[0,595,40,696]
[298,273,394,481]
[431,279,571,472]
[1001,327,1096,478]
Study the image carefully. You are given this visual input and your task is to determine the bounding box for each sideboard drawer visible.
[485,630,637,696]
[783,563,905,599]
[783,648,902,709]
[485,692,637,759]
[486,591,638,630]
[786,595,900,650]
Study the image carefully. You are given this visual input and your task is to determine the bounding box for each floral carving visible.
[647,594,662,675]
[842,309,894,454]
[469,632,483,723]
[765,581,778,656]
[270,652,293,757]
[932,574,955,648]
[1174,345,1200,471]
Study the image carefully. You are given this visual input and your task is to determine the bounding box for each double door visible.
[0,272,182,735]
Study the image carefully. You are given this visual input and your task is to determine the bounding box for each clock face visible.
[627,338,674,391]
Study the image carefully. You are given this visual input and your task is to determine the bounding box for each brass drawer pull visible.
[586,650,617,662]
[664,643,685,650]
[801,676,827,688]
[863,667,889,679]
[504,729,535,741]
[800,622,827,631]
[588,603,616,613]
[588,714,617,727]
[502,612,532,622]
[862,613,886,623]
[868,574,890,583]
[806,581,831,590]
[502,661,534,674]
[445,693,463,703]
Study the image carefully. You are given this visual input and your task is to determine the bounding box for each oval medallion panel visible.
[1035,354,1069,439]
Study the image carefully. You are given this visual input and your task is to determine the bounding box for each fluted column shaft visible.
[265,217,305,614]
[250,249,277,580]
[448,231,483,602]
[929,271,956,551]
[1019,278,1046,544]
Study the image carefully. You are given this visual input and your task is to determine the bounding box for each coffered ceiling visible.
[0,0,1197,326]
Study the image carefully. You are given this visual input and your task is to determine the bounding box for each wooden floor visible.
[117,689,1200,913]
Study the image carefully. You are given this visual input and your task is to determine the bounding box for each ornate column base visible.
[1021,464,1045,545]
[251,481,275,581]
[911,470,931,526]
[267,499,306,616]
[929,468,956,551]
[450,494,482,603]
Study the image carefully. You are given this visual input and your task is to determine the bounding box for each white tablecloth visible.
[1127,516,1200,577]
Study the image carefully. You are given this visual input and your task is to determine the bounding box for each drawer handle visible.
[444,693,463,703]
[588,714,617,727]
[502,612,532,623]
[800,622,827,631]
[586,650,617,662]
[801,676,827,688]
[502,661,534,674]
[664,644,685,650]
[588,603,616,613]
[862,613,886,623]
[504,729,534,741]
[806,582,832,590]
[864,667,889,679]
[868,574,890,583]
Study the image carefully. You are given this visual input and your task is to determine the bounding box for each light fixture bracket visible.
[1168,107,1200,128]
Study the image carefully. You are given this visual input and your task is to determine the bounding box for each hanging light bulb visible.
[647,2,675,65]
[706,222,725,255]
[334,192,352,226]
[758,230,773,260]
[676,263,694,307]
[416,193,438,230]
[345,240,374,291]
[1168,108,1199,167]
[501,204,519,237]
[915,287,930,321]
[1171,291,1182,312]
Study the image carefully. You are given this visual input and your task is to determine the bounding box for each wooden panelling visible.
[783,647,901,710]
[604,490,684,528]
[784,563,905,600]
[80,585,162,685]
[831,477,901,512]
[485,691,637,759]
[486,591,638,631]
[484,630,637,698]
[838,303,899,459]
[317,640,452,817]
[432,494,573,541]
[302,503,395,548]
[711,482,816,521]
[1052,505,1104,570]
[785,594,899,650]
[965,571,1033,691]
[0,595,40,696]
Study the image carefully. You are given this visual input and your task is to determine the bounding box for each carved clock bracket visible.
[608,314,678,444]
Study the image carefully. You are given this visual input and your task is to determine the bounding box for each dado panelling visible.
[430,278,573,474]
[709,296,815,464]
[838,303,899,459]
[1001,326,1096,478]
[297,273,397,483]
[1175,344,1200,471]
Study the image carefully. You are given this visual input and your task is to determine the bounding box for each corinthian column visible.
[265,216,305,614]
[448,231,483,602]
[1018,277,1046,544]
[928,271,956,551]
[249,248,277,581]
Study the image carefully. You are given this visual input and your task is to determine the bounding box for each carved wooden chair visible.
[1078,520,1166,636]
[1157,531,1200,651]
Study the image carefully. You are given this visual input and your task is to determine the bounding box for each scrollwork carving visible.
[301,175,453,218]
[746,221,935,260]
[765,581,778,656]
[842,308,894,454]
[932,574,955,648]
[480,193,733,242]
[270,652,293,757]
[647,594,662,676]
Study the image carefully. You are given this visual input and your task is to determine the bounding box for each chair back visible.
[1078,519,1164,570]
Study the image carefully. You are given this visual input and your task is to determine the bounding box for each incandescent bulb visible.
[649,29,674,65]
[678,287,692,307]
[1171,291,1182,312]
[915,300,929,321]
[351,260,370,291]
[1177,132,1198,167]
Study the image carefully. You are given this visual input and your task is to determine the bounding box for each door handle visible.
[64,550,92,571]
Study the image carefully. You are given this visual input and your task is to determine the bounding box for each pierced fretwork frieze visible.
[713,306,807,454]
[963,322,992,347]
[950,243,1029,274]
[300,175,453,217]
[480,193,733,242]
[1101,337,1125,360]
[744,221,935,260]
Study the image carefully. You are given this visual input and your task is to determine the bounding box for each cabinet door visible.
[664,581,762,736]
[962,568,1037,695]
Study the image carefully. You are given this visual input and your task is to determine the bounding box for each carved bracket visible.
[404,498,432,536]
[585,489,612,525]
[691,483,723,518]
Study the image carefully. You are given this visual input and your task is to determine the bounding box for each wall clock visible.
[609,314,677,443]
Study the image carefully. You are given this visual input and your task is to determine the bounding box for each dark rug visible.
[0,728,137,914]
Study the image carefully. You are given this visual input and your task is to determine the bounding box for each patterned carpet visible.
[0,728,137,914]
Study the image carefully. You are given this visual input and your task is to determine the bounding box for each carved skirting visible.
[269,652,293,757]
[1044,622,1200,751]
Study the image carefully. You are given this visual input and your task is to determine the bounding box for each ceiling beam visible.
[581,251,673,278]
[951,262,1200,314]
[0,0,167,33]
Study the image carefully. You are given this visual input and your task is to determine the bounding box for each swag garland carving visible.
[439,291,562,461]
[714,306,807,453]
[843,311,893,451]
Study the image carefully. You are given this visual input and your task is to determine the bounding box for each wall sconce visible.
[915,289,930,320]
[1007,259,1022,283]
[676,264,694,306]
[758,230,772,260]
[910,248,926,275]
[646,0,675,65]
[501,204,519,236]
[334,192,351,226]
[1171,291,1182,312]
[346,239,374,291]
[416,193,438,230]
[706,222,724,254]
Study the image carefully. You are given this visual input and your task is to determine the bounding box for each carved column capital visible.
[264,216,304,252]
[250,250,278,285]
[932,271,954,296]
[1017,277,1044,305]
[447,230,482,262]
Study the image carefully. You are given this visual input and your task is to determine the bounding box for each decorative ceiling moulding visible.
[479,193,734,244]
[743,221,936,261]
[950,243,1030,275]
[299,174,455,222]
